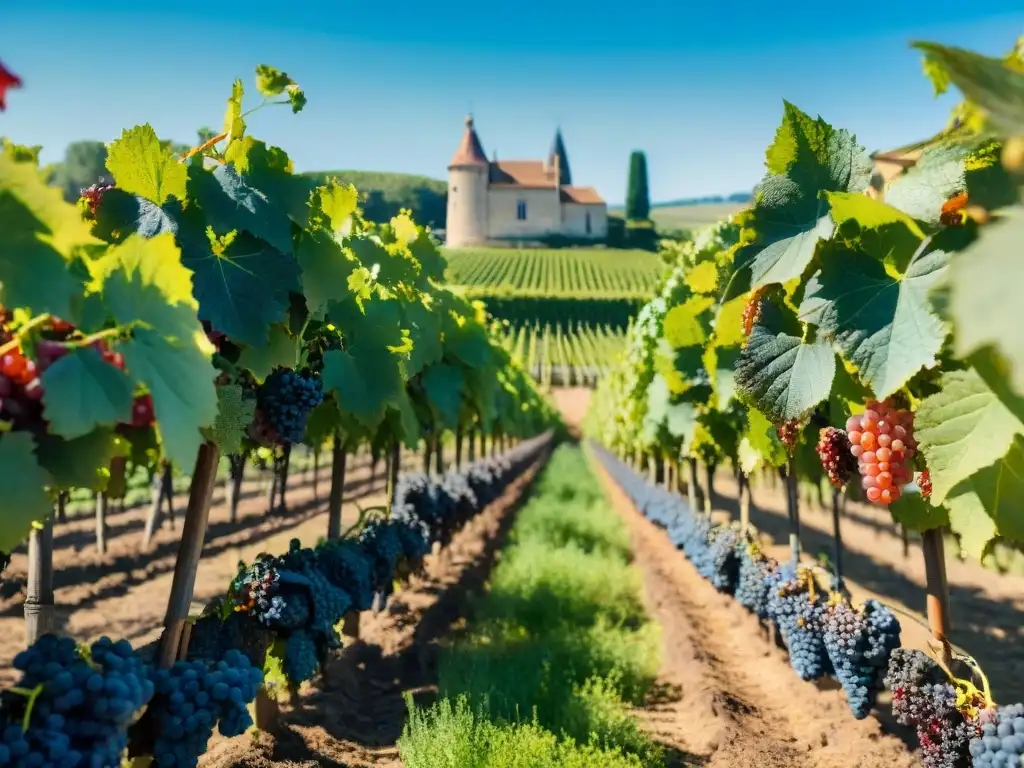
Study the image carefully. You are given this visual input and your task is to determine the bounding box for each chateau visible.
[445,116,608,248]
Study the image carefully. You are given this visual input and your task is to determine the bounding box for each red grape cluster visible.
[742,287,765,337]
[775,419,801,454]
[845,400,916,505]
[918,470,932,500]
[79,182,115,218]
[816,427,858,488]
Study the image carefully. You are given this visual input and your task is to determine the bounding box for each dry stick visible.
[326,434,347,541]
[95,492,108,555]
[921,528,953,668]
[24,514,55,644]
[831,486,845,590]
[156,442,221,669]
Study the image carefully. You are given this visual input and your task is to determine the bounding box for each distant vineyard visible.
[496,321,628,388]
[444,247,662,296]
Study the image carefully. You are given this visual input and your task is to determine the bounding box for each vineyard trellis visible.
[585,38,1024,767]
[0,60,558,767]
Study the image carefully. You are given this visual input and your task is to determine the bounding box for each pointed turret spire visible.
[547,128,572,186]
[449,114,488,168]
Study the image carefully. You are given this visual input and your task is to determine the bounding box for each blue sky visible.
[1,3,1021,204]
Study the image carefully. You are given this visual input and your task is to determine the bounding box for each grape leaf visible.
[914,43,1024,136]
[735,300,836,422]
[106,125,188,205]
[422,362,464,430]
[889,490,949,532]
[188,163,294,256]
[348,235,418,288]
[391,388,423,447]
[295,228,356,314]
[204,384,254,455]
[41,347,134,439]
[303,398,347,447]
[946,496,998,561]
[121,328,219,469]
[182,229,300,348]
[0,433,53,551]
[945,434,1024,547]
[685,261,719,294]
[321,343,404,429]
[0,155,89,318]
[799,238,948,398]
[662,297,713,349]
[883,144,969,227]
[825,191,925,271]
[738,102,872,289]
[237,324,299,381]
[446,320,493,370]
[914,368,1024,505]
[401,298,443,377]
[947,207,1024,394]
[92,233,200,342]
[35,428,126,492]
[224,138,317,228]
[713,294,747,348]
[741,407,787,469]
[407,231,448,284]
[644,374,697,449]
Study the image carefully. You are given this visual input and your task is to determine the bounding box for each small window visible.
[516,200,527,220]
[585,211,592,234]
[452,185,458,193]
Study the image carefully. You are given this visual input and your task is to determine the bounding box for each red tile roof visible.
[449,115,488,167]
[560,186,604,205]
[489,160,557,188]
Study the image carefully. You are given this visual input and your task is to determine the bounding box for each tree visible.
[50,140,108,202]
[625,150,650,222]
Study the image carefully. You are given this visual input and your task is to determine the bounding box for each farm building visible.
[445,115,608,248]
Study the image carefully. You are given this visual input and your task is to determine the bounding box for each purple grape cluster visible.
[970,703,1024,766]
[824,599,901,718]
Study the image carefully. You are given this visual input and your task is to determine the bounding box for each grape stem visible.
[8,683,44,731]
[0,321,123,360]
[0,313,51,357]
[178,97,299,162]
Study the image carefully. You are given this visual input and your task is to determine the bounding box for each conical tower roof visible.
[547,128,572,185]
[449,115,488,168]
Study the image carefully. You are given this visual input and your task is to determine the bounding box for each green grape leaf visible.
[713,294,747,349]
[225,138,317,228]
[182,229,300,348]
[121,328,219,468]
[237,324,299,381]
[188,164,294,256]
[945,435,1024,546]
[739,102,872,289]
[263,640,288,694]
[947,207,1024,394]
[743,407,787,469]
[946,496,998,561]
[322,344,404,429]
[825,191,926,271]
[0,433,54,551]
[422,363,464,430]
[735,300,836,422]
[40,347,134,439]
[883,144,970,226]
[106,125,188,205]
[889,490,949,532]
[0,155,89,319]
[92,233,200,342]
[330,295,405,351]
[915,368,1024,505]
[93,190,180,241]
[644,374,697,449]
[392,388,422,447]
[684,261,718,294]
[204,385,255,455]
[222,79,245,142]
[662,296,713,349]
[304,398,346,447]
[401,298,443,378]
[799,238,948,398]
[446,321,493,370]
[35,428,126,492]
[313,182,358,233]
[914,43,1024,136]
[295,228,356,314]
[348,234,418,288]
[407,231,448,283]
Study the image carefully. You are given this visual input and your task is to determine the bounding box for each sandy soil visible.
[197,453,549,768]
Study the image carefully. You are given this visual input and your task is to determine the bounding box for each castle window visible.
[452,186,458,193]
[516,200,527,220]
[585,211,592,234]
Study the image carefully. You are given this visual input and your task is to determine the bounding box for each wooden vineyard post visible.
[739,472,751,530]
[312,448,320,501]
[479,431,487,460]
[143,463,176,550]
[455,426,464,469]
[387,441,400,512]
[226,455,245,523]
[704,463,715,516]
[830,486,844,589]
[687,458,698,512]
[24,513,55,644]
[467,429,476,463]
[921,528,953,667]
[435,434,445,475]
[785,460,801,563]
[156,442,221,669]
[327,434,347,541]
[95,492,108,555]
[162,464,175,528]
[279,444,292,512]
[423,435,433,476]
[56,492,67,524]
[901,525,910,558]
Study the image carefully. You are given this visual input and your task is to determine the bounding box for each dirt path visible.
[593,458,918,768]
[0,451,391,685]
[198,453,550,768]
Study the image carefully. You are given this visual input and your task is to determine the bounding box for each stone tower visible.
[446,115,489,248]
[546,128,572,185]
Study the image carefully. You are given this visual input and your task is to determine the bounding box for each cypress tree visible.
[625,150,651,221]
